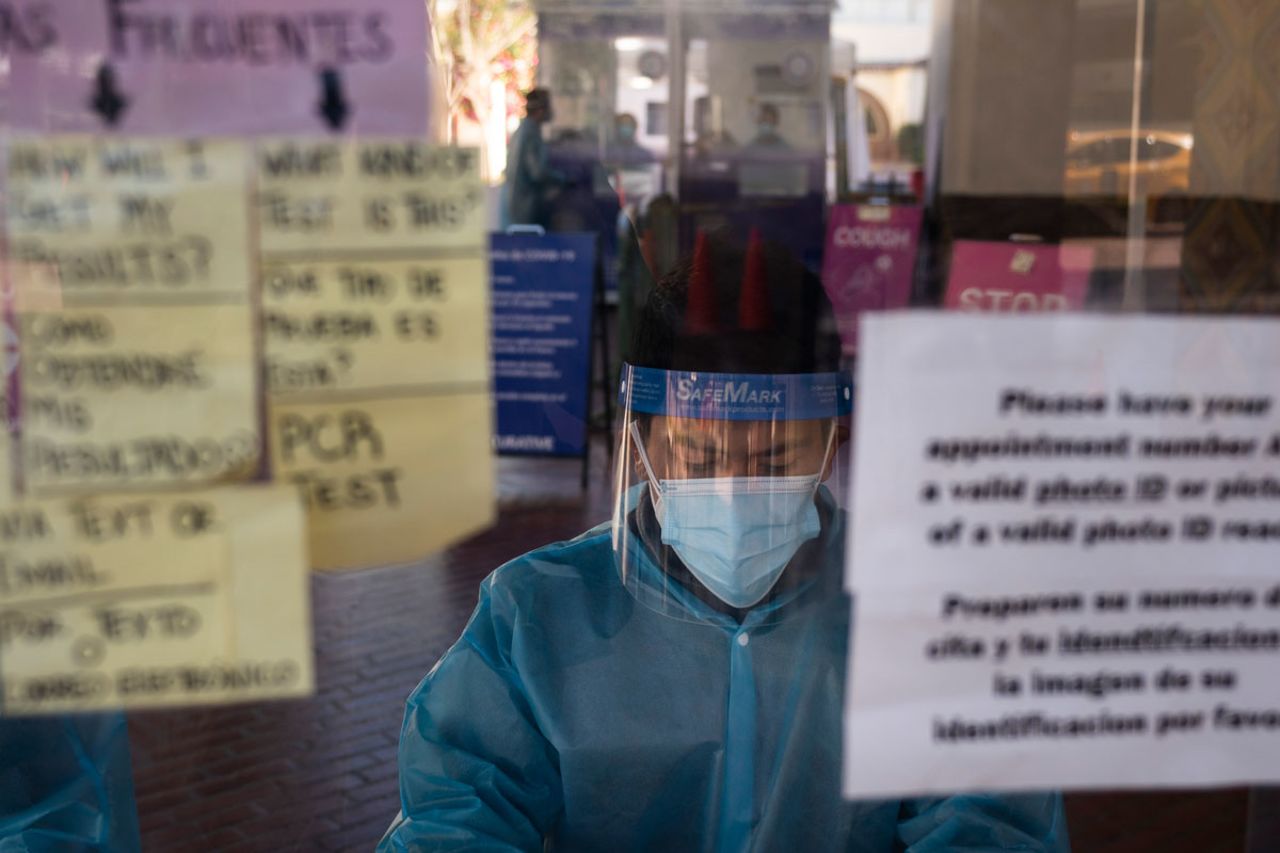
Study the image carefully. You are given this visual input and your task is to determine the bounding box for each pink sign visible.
[944,241,1094,312]
[821,204,923,355]
[2,0,428,136]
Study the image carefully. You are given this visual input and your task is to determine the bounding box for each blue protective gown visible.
[504,117,562,229]
[380,490,1069,852]
[0,713,140,852]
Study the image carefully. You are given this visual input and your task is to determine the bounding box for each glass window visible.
[7,2,1280,850]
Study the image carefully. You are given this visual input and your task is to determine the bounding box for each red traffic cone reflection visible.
[685,231,717,333]
[739,228,772,331]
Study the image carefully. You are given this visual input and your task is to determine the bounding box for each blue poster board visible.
[491,232,597,456]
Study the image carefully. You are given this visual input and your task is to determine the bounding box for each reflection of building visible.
[836,0,932,62]
[930,0,1280,314]
[534,0,833,179]
[853,64,927,166]
[831,0,931,185]
[934,0,1203,204]
[613,37,679,160]
[533,0,835,264]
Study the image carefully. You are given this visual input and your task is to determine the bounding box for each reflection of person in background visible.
[379,233,1069,852]
[692,95,738,159]
[545,126,619,239]
[605,113,655,168]
[544,126,597,228]
[605,112,659,295]
[745,103,790,151]
[504,88,565,229]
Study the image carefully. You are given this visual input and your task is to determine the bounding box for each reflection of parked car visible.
[1064,130,1192,196]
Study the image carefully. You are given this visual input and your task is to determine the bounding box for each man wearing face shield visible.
[380,231,1069,852]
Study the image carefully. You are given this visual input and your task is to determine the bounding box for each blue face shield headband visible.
[618,365,853,610]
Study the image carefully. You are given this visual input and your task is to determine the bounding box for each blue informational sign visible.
[491,232,597,456]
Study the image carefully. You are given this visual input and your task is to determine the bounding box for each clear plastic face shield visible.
[613,364,853,624]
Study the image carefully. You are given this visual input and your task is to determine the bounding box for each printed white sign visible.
[845,313,1280,797]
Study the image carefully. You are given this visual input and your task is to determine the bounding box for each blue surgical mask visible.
[619,125,636,141]
[632,423,833,609]
[758,123,777,137]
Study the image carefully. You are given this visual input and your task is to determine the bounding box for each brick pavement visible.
[127,451,616,852]
[125,445,1251,851]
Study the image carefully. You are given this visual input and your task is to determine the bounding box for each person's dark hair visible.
[525,88,551,111]
[630,230,841,374]
[759,103,780,125]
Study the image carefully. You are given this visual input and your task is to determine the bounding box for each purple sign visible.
[820,204,922,356]
[2,0,428,136]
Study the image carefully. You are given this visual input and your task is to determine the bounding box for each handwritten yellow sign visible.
[256,141,485,254]
[258,141,494,570]
[0,487,312,714]
[269,394,493,570]
[0,387,11,505]
[4,138,259,495]
[7,138,250,299]
[262,257,489,395]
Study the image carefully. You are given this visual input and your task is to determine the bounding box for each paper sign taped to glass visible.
[258,141,493,570]
[0,0,430,136]
[0,486,313,714]
[844,313,1280,797]
[3,137,260,494]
